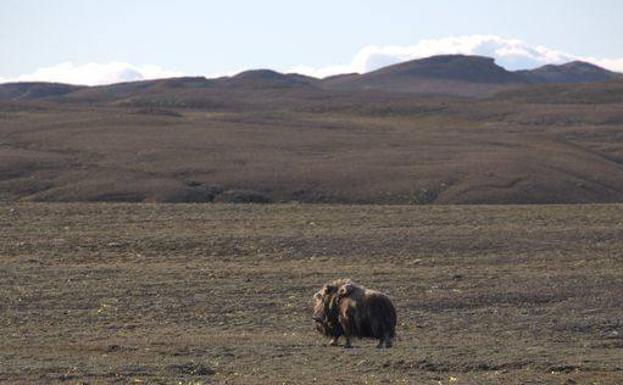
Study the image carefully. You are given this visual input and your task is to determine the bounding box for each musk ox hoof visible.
[329,338,339,347]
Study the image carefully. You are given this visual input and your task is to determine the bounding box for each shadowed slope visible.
[1,56,623,204]
[321,55,528,97]
[519,61,621,84]
[495,79,623,104]
[2,79,623,204]
[0,82,85,100]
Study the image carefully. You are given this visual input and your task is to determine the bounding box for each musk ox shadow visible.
[313,279,397,348]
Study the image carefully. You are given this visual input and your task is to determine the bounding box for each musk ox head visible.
[313,279,397,348]
[312,280,350,338]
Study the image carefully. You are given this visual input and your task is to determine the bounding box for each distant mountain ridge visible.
[327,55,525,84]
[319,55,528,96]
[0,54,620,100]
[0,82,85,101]
[517,61,620,84]
[320,55,620,96]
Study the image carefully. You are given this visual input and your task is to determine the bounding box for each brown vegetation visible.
[2,203,623,384]
[1,55,623,204]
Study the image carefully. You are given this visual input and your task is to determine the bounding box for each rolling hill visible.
[0,82,84,101]
[1,55,620,102]
[518,61,621,84]
[320,55,526,96]
[1,55,623,204]
[320,55,620,97]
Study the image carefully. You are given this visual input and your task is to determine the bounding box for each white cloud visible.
[2,35,622,85]
[584,57,623,73]
[287,35,623,78]
[286,64,356,79]
[0,61,185,86]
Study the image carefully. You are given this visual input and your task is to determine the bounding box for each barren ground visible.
[1,203,622,384]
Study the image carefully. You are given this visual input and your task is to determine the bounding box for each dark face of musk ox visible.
[312,285,343,341]
[313,279,397,348]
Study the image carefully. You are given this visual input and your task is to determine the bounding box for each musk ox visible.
[313,279,397,348]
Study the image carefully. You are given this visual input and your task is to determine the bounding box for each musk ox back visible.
[313,279,397,348]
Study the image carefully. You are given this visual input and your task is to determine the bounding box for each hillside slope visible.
[320,55,526,97]
[1,56,623,204]
[519,61,621,84]
[0,82,84,100]
[2,78,623,204]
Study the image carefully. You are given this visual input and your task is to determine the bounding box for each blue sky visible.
[1,0,622,84]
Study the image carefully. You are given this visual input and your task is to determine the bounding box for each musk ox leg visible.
[329,336,340,346]
[339,317,353,348]
[343,335,353,349]
[384,336,393,348]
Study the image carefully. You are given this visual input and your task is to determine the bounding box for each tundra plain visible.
[1,203,622,384]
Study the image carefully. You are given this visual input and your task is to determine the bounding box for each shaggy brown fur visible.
[312,279,350,345]
[313,279,396,348]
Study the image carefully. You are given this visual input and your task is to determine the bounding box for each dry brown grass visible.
[2,84,623,205]
[1,203,622,384]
